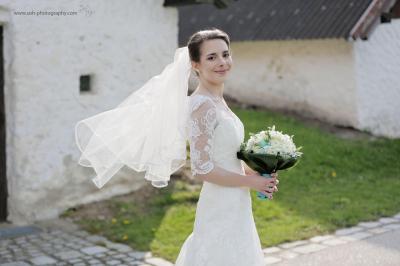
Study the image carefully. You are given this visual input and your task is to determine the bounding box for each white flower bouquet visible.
[237,125,303,200]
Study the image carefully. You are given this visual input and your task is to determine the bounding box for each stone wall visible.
[2,0,178,224]
[225,39,358,127]
[354,19,400,138]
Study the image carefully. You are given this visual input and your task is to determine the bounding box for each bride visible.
[75,26,279,266]
[175,28,279,266]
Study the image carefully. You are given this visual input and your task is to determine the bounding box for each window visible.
[80,75,91,93]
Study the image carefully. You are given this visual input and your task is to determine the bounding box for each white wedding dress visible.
[175,93,266,266]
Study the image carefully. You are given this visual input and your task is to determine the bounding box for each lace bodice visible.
[186,93,245,178]
[177,94,265,266]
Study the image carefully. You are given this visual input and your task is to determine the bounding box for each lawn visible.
[62,105,400,262]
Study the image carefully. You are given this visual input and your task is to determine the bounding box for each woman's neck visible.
[197,82,224,98]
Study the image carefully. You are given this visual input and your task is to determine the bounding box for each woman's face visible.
[192,39,233,84]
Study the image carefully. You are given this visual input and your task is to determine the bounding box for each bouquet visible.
[237,125,303,200]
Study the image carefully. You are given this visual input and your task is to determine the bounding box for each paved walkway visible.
[263,214,400,265]
[0,219,172,266]
[271,228,400,266]
[0,212,399,265]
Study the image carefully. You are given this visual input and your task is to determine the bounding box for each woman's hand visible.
[247,172,279,199]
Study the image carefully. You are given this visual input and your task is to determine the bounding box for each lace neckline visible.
[191,92,222,101]
[191,93,238,120]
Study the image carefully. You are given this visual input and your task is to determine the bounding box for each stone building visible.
[0,0,181,224]
[1,0,399,224]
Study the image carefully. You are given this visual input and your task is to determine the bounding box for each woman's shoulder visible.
[189,93,214,101]
[189,93,217,112]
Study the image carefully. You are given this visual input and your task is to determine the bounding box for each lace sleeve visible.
[188,97,218,177]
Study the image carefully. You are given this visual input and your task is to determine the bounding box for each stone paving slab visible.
[0,212,399,265]
[0,226,42,239]
[263,246,282,254]
[309,234,334,243]
[278,240,308,249]
[276,250,299,260]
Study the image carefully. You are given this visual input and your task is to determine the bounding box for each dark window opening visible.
[381,12,392,23]
[80,75,91,93]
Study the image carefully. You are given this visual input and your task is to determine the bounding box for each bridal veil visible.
[75,46,191,189]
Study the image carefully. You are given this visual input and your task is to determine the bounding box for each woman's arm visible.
[194,165,249,187]
[188,98,259,189]
[194,165,278,198]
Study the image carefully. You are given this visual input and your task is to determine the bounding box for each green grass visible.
[64,106,400,262]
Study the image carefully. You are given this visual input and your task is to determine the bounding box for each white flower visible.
[243,125,302,158]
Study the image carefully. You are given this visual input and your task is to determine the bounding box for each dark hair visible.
[187,27,231,65]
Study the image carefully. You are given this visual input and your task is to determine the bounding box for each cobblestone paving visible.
[0,212,399,265]
[0,220,172,266]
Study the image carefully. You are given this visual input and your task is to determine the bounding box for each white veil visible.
[75,46,191,189]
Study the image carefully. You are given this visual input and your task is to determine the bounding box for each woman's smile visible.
[214,69,228,75]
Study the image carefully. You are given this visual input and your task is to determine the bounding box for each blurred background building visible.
[177,0,400,139]
[0,0,399,224]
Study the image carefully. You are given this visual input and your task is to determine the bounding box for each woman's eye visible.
[207,54,229,60]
